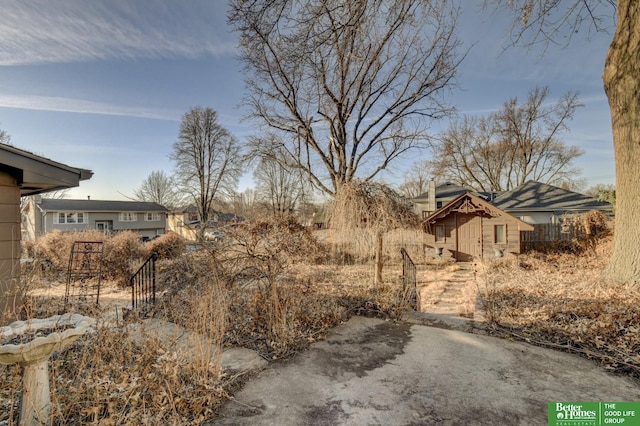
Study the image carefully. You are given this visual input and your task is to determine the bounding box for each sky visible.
[0,1,616,201]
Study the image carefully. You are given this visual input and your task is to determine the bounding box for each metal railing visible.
[400,248,418,310]
[130,252,158,310]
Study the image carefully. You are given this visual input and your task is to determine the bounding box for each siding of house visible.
[0,171,21,319]
[508,211,560,225]
[42,212,165,237]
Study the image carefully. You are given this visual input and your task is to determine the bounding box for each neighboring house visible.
[167,205,243,241]
[422,181,614,260]
[22,197,168,240]
[1,142,91,321]
[423,192,534,261]
[492,181,613,224]
[492,181,614,250]
[413,181,476,219]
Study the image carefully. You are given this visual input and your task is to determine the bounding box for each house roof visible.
[492,181,613,213]
[38,199,168,212]
[0,143,92,195]
[414,182,476,202]
[423,191,534,232]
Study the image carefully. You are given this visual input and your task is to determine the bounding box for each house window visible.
[119,212,137,222]
[436,201,443,209]
[435,225,445,243]
[145,212,160,221]
[494,224,506,244]
[55,212,86,224]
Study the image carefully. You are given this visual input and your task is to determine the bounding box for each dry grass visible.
[2,216,414,424]
[5,215,637,424]
[479,233,640,377]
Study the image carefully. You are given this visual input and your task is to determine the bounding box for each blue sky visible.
[0,1,615,201]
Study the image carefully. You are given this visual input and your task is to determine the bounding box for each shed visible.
[422,192,534,261]
[0,143,91,323]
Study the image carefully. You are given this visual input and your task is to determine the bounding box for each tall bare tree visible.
[133,170,184,210]
[253,137,312,215]
[494,1,639,284]
[171,107,243,240]
[228,188,263,220]
[229,0,464,196]
[430,86,584,191]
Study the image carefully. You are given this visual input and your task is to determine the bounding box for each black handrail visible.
[131,252,158,310]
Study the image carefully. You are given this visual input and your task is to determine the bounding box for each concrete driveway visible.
[210,316,640,425]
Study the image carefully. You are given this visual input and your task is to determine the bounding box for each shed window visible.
[435,225,445,242]
[494,224,506,244]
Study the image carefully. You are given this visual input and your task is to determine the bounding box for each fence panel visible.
[400,248,417,310]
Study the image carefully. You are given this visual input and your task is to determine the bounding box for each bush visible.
[27,230,146,286]
[102,231,145,286]
[145,231,186,259]
[30,230,106,278]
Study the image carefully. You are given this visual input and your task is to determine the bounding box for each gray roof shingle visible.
[492,181,612,213]
[38,199,168,212]
[414,182,475,201]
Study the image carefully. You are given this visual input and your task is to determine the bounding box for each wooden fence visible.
[520,223,583,251]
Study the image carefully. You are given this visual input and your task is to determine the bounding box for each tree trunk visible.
[374,232,384,285]
[603,1,640,284]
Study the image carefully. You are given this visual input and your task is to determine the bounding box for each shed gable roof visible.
[422,192,534,232]
[493,181,612,213]
[38,199,168,212]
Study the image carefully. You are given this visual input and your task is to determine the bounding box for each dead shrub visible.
[479,231,640,377]
[224,277,345,359]
[144,231,186,259]
[30,230,106,279]
[102,231,145,286]
[27,230,147,286]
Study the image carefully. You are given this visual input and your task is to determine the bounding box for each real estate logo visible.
[551,403,597,425]
[548,402,640,426]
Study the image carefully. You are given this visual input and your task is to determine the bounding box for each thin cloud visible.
[0,93,180,120]
[0,1,235,66]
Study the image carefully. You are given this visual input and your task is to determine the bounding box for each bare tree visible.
[430,86,584,191]
[494,1,639,284]
[133,170,184,210]
[0,126,9,145]
[171,107,243,240]
[252,137,312,215]
[398,161,434,198]
[229,0,464,196]
[227,189,264,220]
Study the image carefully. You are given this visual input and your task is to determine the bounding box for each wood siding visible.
[0,171,20,322]
[482,215,523,256]
[425,214,527,260]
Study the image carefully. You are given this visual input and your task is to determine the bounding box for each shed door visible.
[456,214,481,261]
